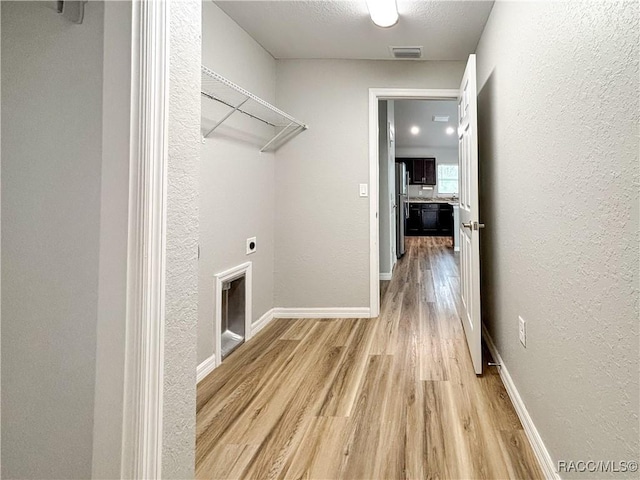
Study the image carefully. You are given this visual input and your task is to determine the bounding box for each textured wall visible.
[199,2,276,364]
[163,0,201,477]
[1,2,104,477]
[476,1,639,477]
[274,60,465,308]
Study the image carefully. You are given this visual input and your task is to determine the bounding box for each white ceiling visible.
[394,99,458,148]
[214,1,494,61]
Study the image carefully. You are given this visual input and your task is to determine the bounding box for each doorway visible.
[368,88,459,318]
[370,55,483,376]
[377,98,460,291]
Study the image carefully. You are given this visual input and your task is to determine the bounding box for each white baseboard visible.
[252,308,275,336]
[273,307,371,319]
[482,325,560,480]
[196,353,217,384]
[380,272,392,281]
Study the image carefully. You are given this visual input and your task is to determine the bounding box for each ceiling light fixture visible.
[366,0,399,28]
[446,126,455,135]
[411,126,420,135]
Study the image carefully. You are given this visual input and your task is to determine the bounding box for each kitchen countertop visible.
[408,198,459,206]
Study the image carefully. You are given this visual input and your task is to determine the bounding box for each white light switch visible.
[359,184,368,197]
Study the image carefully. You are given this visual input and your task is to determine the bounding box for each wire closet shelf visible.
[201,65,308,152]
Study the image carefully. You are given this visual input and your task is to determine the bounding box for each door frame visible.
[368,88,458,317]
[121,0,169,478]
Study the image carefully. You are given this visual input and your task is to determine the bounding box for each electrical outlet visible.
[518,316,526,347]
[246,237,257,255]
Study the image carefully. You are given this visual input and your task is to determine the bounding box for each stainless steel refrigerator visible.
[395,163,408,257]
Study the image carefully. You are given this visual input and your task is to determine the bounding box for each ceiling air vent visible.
[390,46,423,60]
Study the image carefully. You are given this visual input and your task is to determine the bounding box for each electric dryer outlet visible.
[246,237,257,255]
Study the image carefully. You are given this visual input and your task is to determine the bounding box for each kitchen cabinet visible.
[406,203,454,236]
[407,205,422,235]
[421,204,439,234]
[398,158,436,185]
[438,208,453,235]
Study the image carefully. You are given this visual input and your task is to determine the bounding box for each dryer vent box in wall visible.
[246,237,257,255]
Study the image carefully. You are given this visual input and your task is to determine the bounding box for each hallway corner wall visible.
[163,0,202,478]
[198,1,277,365]
[92,1,132,478]
[476,1,639,476]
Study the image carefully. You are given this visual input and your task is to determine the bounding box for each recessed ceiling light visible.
[433,115,450,122]
[446,126,455,135]
[411,126,420,135]
[366,0,399,28]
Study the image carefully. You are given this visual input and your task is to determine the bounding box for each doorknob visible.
[476,222,485,229]
[462,222,472,229]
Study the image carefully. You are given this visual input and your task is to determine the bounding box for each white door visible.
[458,54,483,374]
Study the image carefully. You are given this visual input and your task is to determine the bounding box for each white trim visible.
[196,354,217,384]
[252,308,275,336]
[214,262,252,366]
[197,307,272,383]
[482,325,560,480]
[379,272,393,281]
[369,88,459,319]
[273,307,371,319]
[120,1,169,478]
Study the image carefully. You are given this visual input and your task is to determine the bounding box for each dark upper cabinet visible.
[424,159,436,185]
[398,158,436,185]
[412,159,427,185]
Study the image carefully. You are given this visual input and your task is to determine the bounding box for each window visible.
[437,164,459,195]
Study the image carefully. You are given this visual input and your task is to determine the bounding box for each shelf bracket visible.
[57,1,87,24]
[203,97,249,139]
[260,122,297,152]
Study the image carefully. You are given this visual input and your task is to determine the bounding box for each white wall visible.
[476,1,639,477]
[163,0,201,477]
[199,1,276,364]
[1,2,105,477]
[396,146,458,199]
[92,2,132,478]
[274,59,464,309]
[378,101,392,275]
[387,100,396,269]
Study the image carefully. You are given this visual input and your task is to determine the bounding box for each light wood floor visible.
[196,237,543,479]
